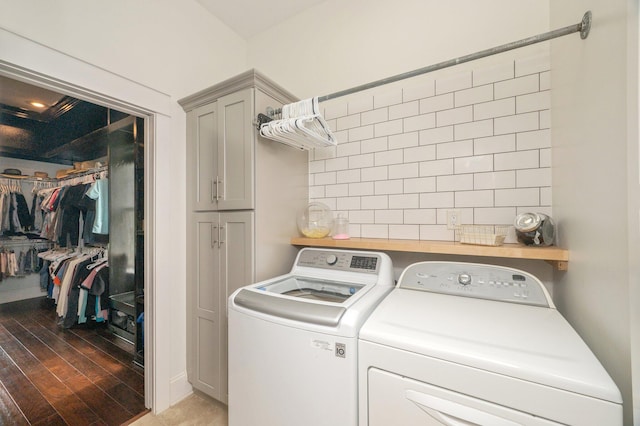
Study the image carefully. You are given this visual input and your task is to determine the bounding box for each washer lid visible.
[359,289,622,404]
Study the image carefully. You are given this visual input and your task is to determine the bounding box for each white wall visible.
[550,2,637,425]
[0,0,248,412]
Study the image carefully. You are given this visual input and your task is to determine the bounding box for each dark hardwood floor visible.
[0,297,146,425]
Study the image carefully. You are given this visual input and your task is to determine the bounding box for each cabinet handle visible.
[211,178,215,203]
[211,225,218,248]
[218,226,225,248]
[215,176,220,202]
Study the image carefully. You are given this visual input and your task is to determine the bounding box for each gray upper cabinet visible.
[187,89,254,211]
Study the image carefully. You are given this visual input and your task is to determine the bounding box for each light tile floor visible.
[129,392,228,426]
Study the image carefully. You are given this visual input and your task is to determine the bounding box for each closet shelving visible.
[290,237,569,270]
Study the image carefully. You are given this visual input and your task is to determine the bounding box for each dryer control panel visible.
[398,261,552,307]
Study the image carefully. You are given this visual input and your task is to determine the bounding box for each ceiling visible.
[196,0,325,39]
[0,2,321,165]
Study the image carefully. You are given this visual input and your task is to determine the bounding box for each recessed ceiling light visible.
[30,101,45,108]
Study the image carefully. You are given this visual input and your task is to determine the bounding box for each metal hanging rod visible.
[317,11,592,103]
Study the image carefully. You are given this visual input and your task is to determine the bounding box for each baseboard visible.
[170,371,193,406]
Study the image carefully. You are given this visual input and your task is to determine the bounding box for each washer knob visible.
[458,273,472,285]
[326,254,338,265]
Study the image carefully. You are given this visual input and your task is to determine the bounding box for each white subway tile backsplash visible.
[389,225,420,240]
[420,126,454,145]
[420,192,454,208]
[473,62,514,86]
[325,157,349,171]
[403,78,436,102]
[375,209,404,224]
[494,74,539,99]
[349,153,374,169]
[389,132,419,150]
[437,140,473,159]
[420,93,454,114]
[404,145,436,163]
[404,113,436,132]
[361,195,388,210]
[455,85,493,107]
[361,166,388,182]
[361,137,388,153]
[474,171,516,189]
[494,112,539,135]
[375,149,404,166]
[404,209,437,224]
[454,155,493,174]
[375,119,403,137]
[348,95,373,114]
[389,163,419,179]
[374,87,403,108]
[309,53,552,242]
[349,182,374,196]
[324,101,347,120]
[436,106,473,127]
[361,224,389,238]
[455,190,494,207]
[389,194,419,209]
[436,71,472,94]
[495,188,539,206]
[474,134,516,155]
[375,179,404,195]
[454,119,493,141]
[517,167,551,188]
[337,141,361,157]
[420,225,454,241]
[474,207,517,225]
[337,114,361,131]
[326,184,349,197]
[474,98,515,120]
[390,101,419,120]
[362,108,389,126]
[348,125,374,142]
[494,150,539,171]
[437,174,473,192]
[540,148,551,167]
[419,158,454,177]
[539,110,551,129]
[517,91,550,114]
[404,177,436,193]
[314,171,336,185]
[351,210,375,223]
[517,129,550,150]
[515,53,550,77]
[336,169,361,184]
[337,196,361,211]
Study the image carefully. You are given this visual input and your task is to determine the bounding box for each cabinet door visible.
[217,89,254,210]
[189,212,223,399]
[187,102,218,211]
[219,210,254,403]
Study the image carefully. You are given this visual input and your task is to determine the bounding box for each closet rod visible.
[317,11,592,103]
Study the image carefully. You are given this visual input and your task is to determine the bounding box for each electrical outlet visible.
[447,209,461,230]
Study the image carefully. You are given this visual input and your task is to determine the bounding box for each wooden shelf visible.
[291,237,569,270]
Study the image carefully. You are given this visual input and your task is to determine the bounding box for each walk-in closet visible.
[0,75,147,425]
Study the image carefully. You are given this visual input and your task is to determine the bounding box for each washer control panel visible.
[399,262,551,307]
[296,249,380,274]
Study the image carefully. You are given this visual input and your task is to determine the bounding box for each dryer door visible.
[368,369,561,426]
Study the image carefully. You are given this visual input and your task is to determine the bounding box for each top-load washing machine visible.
[359,261,622,425]
[228,247,394,426]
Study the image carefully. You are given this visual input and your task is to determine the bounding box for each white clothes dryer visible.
[228,248,394,426]
[358,261,622,425]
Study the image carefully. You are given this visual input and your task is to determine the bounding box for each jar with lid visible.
[514,212,555,246]
[332,213,350,240]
